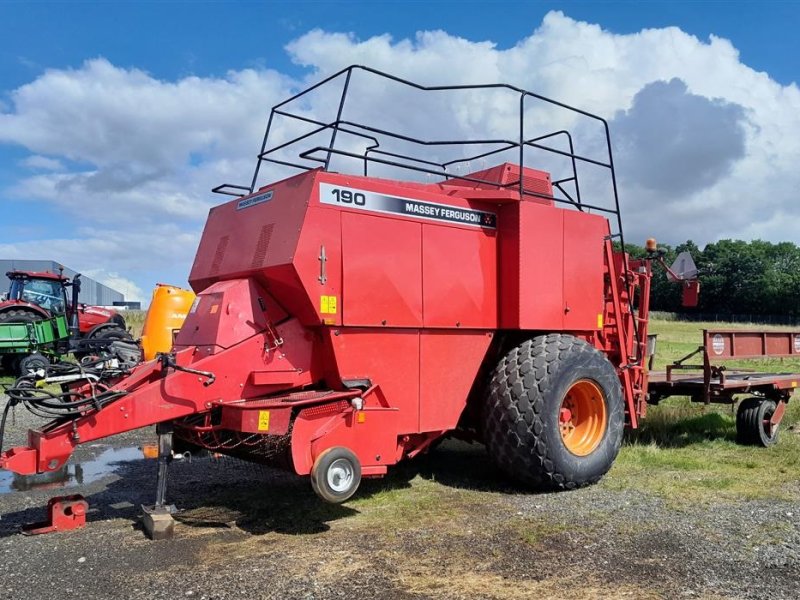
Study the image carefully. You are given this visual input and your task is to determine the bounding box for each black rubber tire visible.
[0,309,39,324]
[18,352,49,375]
[483,333,625,490]
[310,447,362,503]
[89,326,133,342]
[736,398,779,447]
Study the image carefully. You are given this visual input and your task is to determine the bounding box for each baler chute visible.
[1,66,664,535]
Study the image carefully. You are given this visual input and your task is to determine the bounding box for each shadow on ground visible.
[0,439,524,539]
[624,411,737,447]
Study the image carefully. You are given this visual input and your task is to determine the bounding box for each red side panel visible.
[326,329,420,434]
[500,201,565,330]
[497,203,521,327]
[418,330,493,432]
[174,278,282,350]
[341,212,423,327]
[562,210,607,331]
[294,205,343,326]
[188,170,312,295]
[422,224,497,328]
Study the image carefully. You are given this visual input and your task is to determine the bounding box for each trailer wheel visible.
[310,447,362,503]
[483,334,624,490]
[736,398,779,447]
[18,352,49,375]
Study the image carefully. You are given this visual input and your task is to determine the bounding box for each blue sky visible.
[1,1,798,301]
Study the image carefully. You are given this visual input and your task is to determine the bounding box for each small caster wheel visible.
[310,447,361,503]
[736,398,780,447]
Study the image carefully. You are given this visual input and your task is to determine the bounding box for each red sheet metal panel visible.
[562,210,607,331]
[418,330,493,432]
[326,328,420,434]
[341,212,423,327]
[422,224,497,328]
[189,170,312,292]
[295,204,343,326]
[704,330,800,360]
[174,278,279,350]
[499,201,564,330]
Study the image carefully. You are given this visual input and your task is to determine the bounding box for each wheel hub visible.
[559,380,608,457]
[327,458,354,493]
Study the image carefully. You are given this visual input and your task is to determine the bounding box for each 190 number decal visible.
[330,188,366,206]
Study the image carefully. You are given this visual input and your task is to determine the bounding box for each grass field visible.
[123,309,146,337]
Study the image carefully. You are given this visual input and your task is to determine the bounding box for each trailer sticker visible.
[320,295,338,314]
[794,335,800,353]
[712,334,725,355]
[319,183,497,229]
[236,190,273,210]
[257,410,271,432]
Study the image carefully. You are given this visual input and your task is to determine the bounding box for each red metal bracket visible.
[769,400,788,438]
[22,495,88,535]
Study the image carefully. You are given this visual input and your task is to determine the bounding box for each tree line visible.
[622,239,800,318]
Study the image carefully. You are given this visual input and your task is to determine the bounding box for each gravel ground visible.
[0,409,798,600]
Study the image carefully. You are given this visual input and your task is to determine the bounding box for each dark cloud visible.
[612,79,747,195]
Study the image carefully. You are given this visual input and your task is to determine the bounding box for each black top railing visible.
[212,64,625,248]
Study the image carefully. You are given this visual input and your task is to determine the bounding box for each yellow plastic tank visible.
[140,284,196,361]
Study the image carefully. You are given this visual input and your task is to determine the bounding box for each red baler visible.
[1,66,660,526]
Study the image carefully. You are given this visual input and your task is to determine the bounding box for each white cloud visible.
[19,155,65,171]
[283,12,800,247]
[1,11,799,299]
[81,270,146,304]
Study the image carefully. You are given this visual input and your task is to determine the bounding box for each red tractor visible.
[0,66,792,539]
[0,270,130,366]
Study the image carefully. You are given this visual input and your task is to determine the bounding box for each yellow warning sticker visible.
[210,304,219,314]
[597,314,604,329]
[257,410,270,432]
[320,295,338,314]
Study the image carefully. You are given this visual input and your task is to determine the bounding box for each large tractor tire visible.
[483,333,624,490]
[0,309,39,325]
[87,325,133,342]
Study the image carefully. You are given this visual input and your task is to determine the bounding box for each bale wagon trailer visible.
[0,66,795,537]
[648,329,800,446]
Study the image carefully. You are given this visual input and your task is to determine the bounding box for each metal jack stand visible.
[141,423,178,540]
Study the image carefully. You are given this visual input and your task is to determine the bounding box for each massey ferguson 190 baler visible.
[1,66,789,535]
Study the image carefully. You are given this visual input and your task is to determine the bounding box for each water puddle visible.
[0,445,144,494]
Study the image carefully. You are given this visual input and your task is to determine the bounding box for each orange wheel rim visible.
[559,380,607,456]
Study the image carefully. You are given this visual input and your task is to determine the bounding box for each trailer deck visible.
[649,369,799,400]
